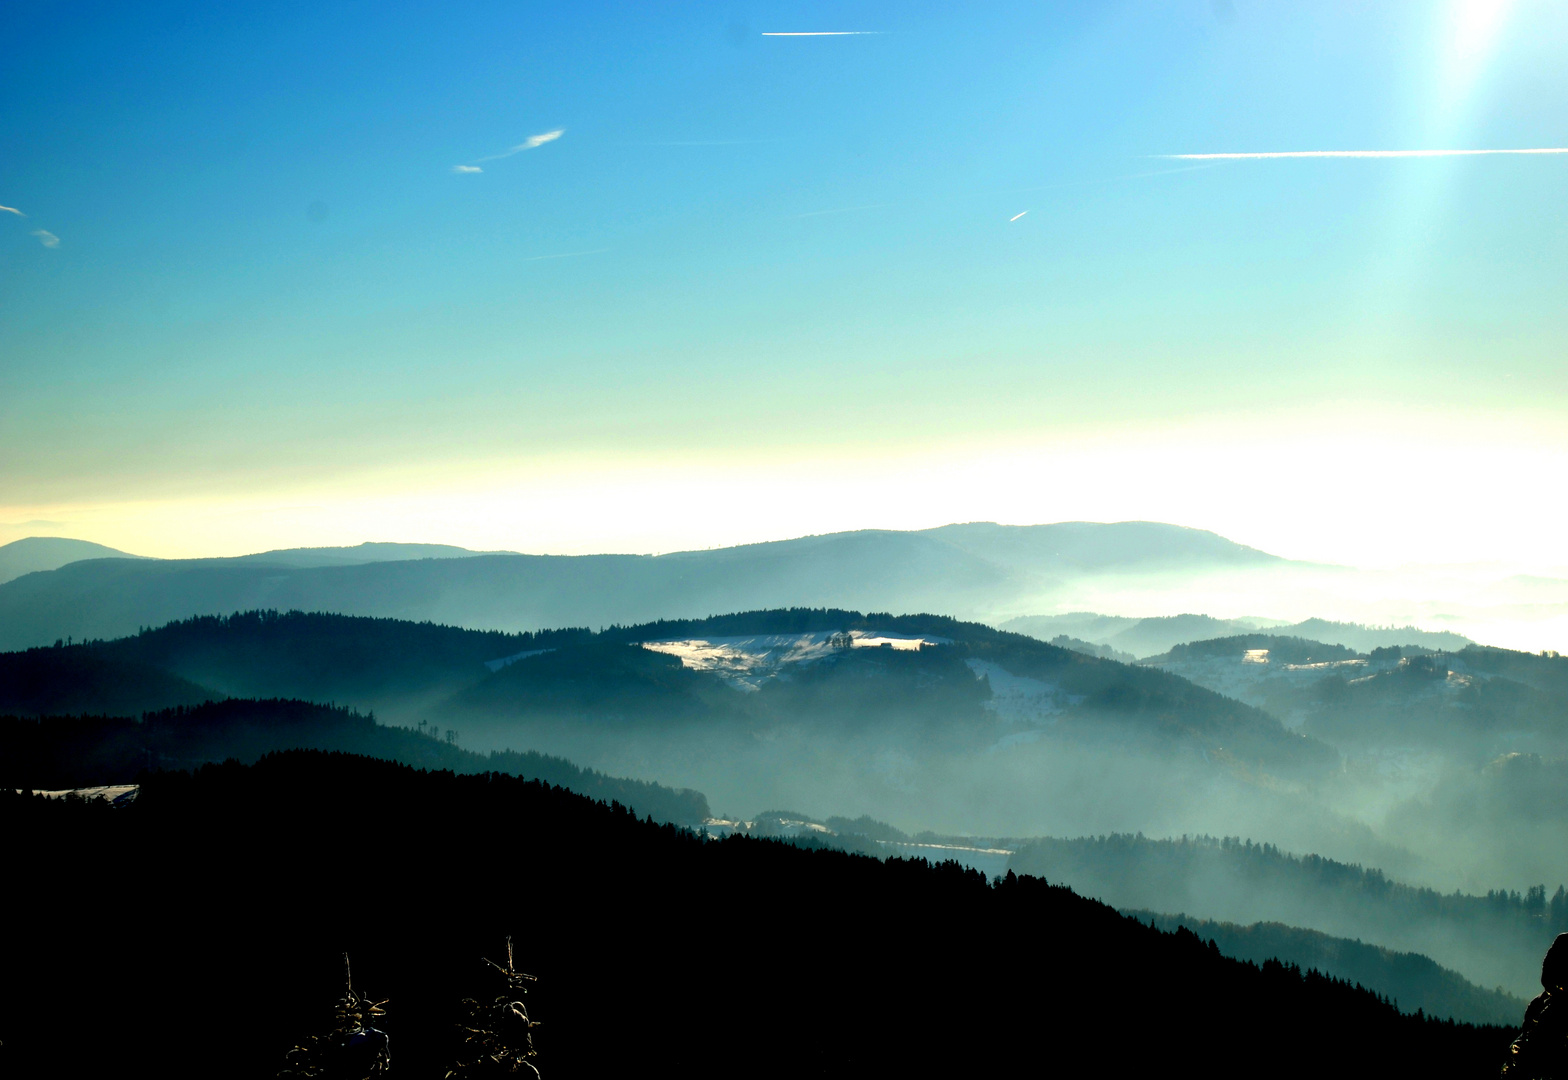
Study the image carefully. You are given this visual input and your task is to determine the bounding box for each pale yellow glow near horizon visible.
[5,405,1566,575]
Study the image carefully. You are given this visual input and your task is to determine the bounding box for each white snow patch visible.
[966,659,1074,726]
[876,840,1015,878]
[1283,659,1368,672]
[641,631,951,690]
[851,632,949,651]
[20,784,139,807]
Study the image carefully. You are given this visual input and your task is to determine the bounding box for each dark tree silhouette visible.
[279,954,390,1079]
[447,937,541,1078]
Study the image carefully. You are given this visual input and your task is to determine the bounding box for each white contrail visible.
[1009,210,1028,221]
[0,204,23,216]
[452,165,482,174]
[32,229,59,248]
[762,31,879,36]
[1165,148,1568,160]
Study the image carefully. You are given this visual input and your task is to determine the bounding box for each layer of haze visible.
[3,1,1567,569]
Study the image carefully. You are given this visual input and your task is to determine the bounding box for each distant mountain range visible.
[1003,612,1472,659]
[0,521,1286,651]
[217,540,509,567]
[0,536,501,585]
[0,536,147,584]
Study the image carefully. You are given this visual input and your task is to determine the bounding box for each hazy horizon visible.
[6,518,1567,653]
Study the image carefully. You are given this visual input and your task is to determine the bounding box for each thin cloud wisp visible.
[474,129,564,163]
[455,129,564,172]
[1165,148,1568,160]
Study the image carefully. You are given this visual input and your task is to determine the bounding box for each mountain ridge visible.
[0,521,1291,651]
[0,536,147,585]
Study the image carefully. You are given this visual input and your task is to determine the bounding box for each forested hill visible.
[1129,911,1527,1027]
[1010,833,1567,998]
[1148,634,1363,665]
[0,751,1508,1079]
[0,698,708,825]
[0,608,1337,775]
[1141,633,1568,764]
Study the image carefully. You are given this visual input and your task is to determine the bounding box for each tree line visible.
[0,751,1513,1078]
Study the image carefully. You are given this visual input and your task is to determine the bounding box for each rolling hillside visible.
[0,608,1335,778]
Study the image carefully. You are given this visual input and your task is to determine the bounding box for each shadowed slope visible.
[0,698,709,824]
[0,751,1511,1078]
[1130,910,1528,1027]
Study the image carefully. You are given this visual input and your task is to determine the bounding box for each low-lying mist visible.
[455,711,1411,877]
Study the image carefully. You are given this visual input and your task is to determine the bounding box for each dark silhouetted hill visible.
[0,698,708,824]
[0,751,1510,1078]
[0,642,218,716]
[101,610,590,715]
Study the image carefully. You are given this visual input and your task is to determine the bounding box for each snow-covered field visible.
[697,816,1015,877]
[965,659,1079,728]
[641,631,951,690]
[19,784,139,806]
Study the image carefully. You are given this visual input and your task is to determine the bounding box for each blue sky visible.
[3,1,1567,563]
